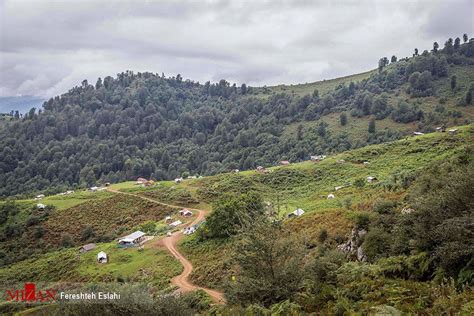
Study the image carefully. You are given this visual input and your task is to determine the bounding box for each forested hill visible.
[1,36,474,197]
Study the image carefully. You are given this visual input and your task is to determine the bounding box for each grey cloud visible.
[0,0,473,98]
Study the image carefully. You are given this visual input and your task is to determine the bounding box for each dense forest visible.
[0,35,473,197]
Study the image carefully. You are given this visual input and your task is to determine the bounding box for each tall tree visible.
[391,55,397,63]
[463,33,468,43]
[454,37,461,49]
[433,42,439,52]
[368,118,376,133]
[451,75,457,91]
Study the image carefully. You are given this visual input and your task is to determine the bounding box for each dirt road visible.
[107,188,226,304]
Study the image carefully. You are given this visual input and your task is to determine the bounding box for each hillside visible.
[0,37,473,197]
[0,124,472,314]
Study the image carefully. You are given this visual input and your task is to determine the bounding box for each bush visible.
[60,233,74,248]
[355,213,371,230]
[362,227,391,262]
[373,200,397,214]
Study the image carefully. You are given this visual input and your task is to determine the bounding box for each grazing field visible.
[0,242,182,290]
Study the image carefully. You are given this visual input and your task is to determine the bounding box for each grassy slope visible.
[251,69,376,98]
[0,124,472,299]
[0,242,182,290]
[282,64,474,147]
[178,124,473,289]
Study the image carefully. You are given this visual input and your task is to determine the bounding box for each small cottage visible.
[136,177,148,184]
[90,186,99,192]
[288,208,305,218]
[37,203,46,209]
[164,216,172,223]
[233,169,240,173]
[97,251,108,263]
[436,127,446,132]
[335,186,344,191]
[174,177,183,183]
[413,132,424,136]
[36,194,45,199]
[327,194,335,199]
[367,176,377,183]
[448,128,458,135]
[79,243,96,253]
[117,231,146,247]
[179,209,193,217]
[280,160,290,165]
[184,226,196,235]
[169,220,183,227]
[256,166,265,171]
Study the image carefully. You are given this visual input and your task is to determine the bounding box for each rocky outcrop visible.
[337,227,367,261]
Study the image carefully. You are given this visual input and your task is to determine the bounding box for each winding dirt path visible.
[107,188,226,304]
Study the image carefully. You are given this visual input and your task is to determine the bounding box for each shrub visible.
[362,227,391,262]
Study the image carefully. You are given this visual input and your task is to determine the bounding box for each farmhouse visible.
[436,126,446,132]
[288,208,305,218]
[335,186,344,191]
[363,161,370,165]
[179,209,193,217]
[89,186,99,192]
[280,160,290,165]
[37,203,46,209]
[327,194,335,199]
[337,159,346,164]
[97,251,108,263]
[233,169,240,173]
[311,155,327,162]
[164,216,172,223]
[256,166,265,172]
[136,177,148,184]
[448,128,458,135]
[169,220,182,227]
[117,231,146,247]
[184,226,196,235]
[79,243,96,253]
[36,194,45,199]
[413,132,424,136]
[367,176,378,183]
[174,177,183,183]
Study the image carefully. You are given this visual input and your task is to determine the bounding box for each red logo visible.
[4,283,56,302]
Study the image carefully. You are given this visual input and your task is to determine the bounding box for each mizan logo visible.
[4,283,57,302]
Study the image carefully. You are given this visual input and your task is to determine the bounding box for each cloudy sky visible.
[0,0,473,99]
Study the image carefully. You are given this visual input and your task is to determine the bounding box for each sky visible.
[0,0,473,99]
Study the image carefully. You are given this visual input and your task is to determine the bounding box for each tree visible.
[378,57,389,72]
[339,113,347,126]
[454,37,461,49]
[451,75,457,91]
[444,38,454,54]
[433,42,439,53]
[466,88,473,105]
[82,225,95,241]
[240,83,247,95]
[225,220,307,307]
[202,192,264,239]
[391,55,397,63]
[95,77,103,89]
[296,124,304,141]
[463,33,468,43]
[414,48,419,56]
[317,122,326,137]
[60,233,74,248]
[368,118,375,133]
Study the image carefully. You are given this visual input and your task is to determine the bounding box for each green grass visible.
[0,241,182,290]
[251,69,375,98]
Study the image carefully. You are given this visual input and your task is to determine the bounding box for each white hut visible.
[97,251,108,263]
[327,194,335,199]
[288,208,305,218]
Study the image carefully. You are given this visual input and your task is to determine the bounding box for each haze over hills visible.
[0,36,473,198]
[0,95,45,114]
